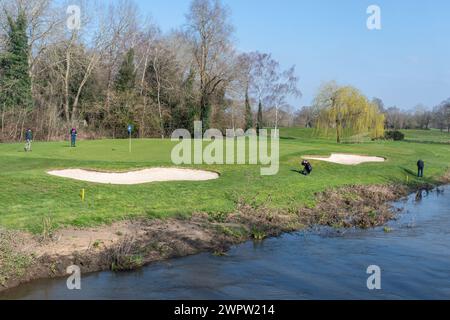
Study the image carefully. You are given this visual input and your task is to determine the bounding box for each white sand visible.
[47,168,219,185]
[304,153,385,165]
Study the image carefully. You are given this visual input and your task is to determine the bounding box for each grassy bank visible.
[0,128,449,234]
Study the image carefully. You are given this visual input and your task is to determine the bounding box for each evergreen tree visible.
[0,11,33,112]
[256,100,263,134]
[200,94,211,130]
[244,86,253,130]
[173,68,196,133]
[112,48,137,135]
[185,68,198,123]
[115,49,136,92]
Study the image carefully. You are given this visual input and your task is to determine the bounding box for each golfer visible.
[70,128,78,147]
[301,160,313,176]
[24,128,33,152]
[417,160,424,178]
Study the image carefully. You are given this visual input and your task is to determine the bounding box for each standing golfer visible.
[417,160,425,178]
[24,128,33,152]
[70,127,78,147]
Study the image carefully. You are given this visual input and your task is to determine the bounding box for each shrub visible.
[385,130,405,141]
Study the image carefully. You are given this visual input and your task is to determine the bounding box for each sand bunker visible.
[304,153,385,165]
[47,168,219,185]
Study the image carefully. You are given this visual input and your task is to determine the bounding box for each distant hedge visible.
[385,130,405,141]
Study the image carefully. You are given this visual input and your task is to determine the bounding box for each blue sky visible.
[115,0,450,110]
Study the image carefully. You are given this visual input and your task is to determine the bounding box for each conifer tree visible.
[0,11,33,112]
[256,100,263,134]
[244,86,253,131]
[115,49,136,93]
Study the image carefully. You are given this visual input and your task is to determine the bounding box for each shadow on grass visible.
[290,169,310,176]
[279,136,296,140]
[402,168,416,177]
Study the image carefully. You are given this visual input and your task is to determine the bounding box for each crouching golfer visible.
[24,128,33,152]
[417,160,425,178]
[301,160,313,176]
[70,128,78,147]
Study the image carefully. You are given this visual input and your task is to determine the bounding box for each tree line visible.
[0,0,300,141]
[296,83,450,134]
[2,0,445,143]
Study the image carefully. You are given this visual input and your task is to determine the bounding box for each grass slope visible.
[0,128,449,233]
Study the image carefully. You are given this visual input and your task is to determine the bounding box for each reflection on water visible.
[2,186,450,300]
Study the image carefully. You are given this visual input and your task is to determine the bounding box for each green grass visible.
[400,129,450,144]
[0,129,449,233]
[280,127,325,141]
[280,127,375,143]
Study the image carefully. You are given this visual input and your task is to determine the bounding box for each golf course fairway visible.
[0,128,449,233]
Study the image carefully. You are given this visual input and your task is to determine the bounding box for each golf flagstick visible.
[128,124,132,153]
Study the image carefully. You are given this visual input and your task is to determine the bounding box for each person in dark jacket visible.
[301,160,313,176]
[24,128,33,152]
[70,128,77,147]
[417,160,425,178]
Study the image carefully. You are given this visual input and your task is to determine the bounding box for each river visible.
[1,186,449,300]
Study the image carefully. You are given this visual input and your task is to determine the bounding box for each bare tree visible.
[48,0,131,124]
[101,0,141,117]
[249,52,278,110]
[435,99,450,132]
[185,0,234,129]
[248,52,279,132]
[134,24,158,137]
[385,106,407,129]
[294,106,318,128]
[265,65,301,130]
[149,40,173,138]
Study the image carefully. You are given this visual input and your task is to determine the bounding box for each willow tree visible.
[314,83,385,143]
